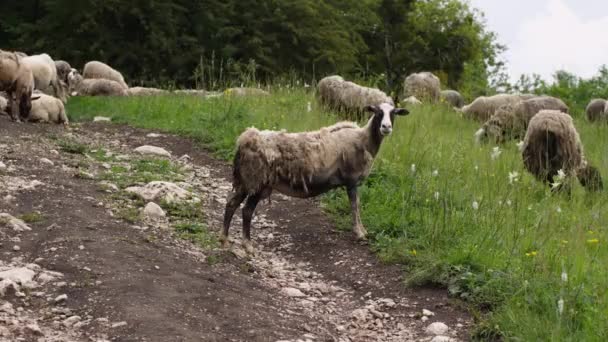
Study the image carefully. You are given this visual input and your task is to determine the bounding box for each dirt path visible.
[0,117,471,342]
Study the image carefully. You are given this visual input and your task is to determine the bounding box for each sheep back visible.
[29,92,68,124]
[585,99,606,122]
[77,79,128,97]
[403,72,441,103]
[225,87,270,97]
[440,90,464,108]
[127,86,168,96]
[83,61,128,89]
[55,60,72,84]
[316,75,393,117]
[463,94,531,122]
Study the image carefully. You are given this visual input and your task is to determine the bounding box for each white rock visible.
[63,315,82,327]
[0,267,36,285]
[111,321,128,328]
[143,202,166,220]
[126,181,193,204]
[25,323,44,336]
[93,116,111,122]
[54,294,68,303]
[0,213,32,232]
[13,245,20,251]
[421,316,429,322]
[422,309,435,317]
[426,322,449,336]
[0,279,17,296]
[39,158,54,166]
[281,287,306,298]
[0,161,6,171]
[37,271,63,284]
[0,301,14,314]
[431,336,453,342]
[134,145,171,158]
[147,133,162,138]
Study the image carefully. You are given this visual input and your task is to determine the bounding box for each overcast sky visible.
[468,0,608,82]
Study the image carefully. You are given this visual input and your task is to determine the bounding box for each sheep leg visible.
[221,189,247,248]
[242,192,262,254]
[9,97,20,122]
[347,187,367,240]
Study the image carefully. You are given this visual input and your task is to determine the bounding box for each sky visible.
[468,0,608,82]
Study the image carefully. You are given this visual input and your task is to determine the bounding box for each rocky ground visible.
[0,117,472,342]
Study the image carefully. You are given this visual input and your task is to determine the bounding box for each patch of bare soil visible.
[0,117,471,342]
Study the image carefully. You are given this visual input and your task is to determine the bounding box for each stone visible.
[0,213,32,232]
[54,294,68,303]
[125,181,194,204]
[111,321,128,328]
[147,133,162,138]
[422,309,435,317]
[134,145,171,158]
[93,116,111,122]
[0,267,36,285]
[426,322,449,336]
[63,315,82,327]
[0,161,6,171]
[0,279,17,296]
[24,323,44,336]
[281,287,306,298]
[143,202,166,220]
[431,336,453,342]
[39,158,54,166]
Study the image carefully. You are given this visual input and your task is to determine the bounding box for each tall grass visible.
[67,89,608,340]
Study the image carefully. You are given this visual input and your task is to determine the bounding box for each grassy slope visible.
[67,90,608,341]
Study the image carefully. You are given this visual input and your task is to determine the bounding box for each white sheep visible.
[83,61,128,89]
[317,75,394,117]
[584,98,606,122]
[475,96,569,144]
[522,110,602,192]
[0,51,35,121]
[403,72,441,103]
[20,53,67,103]
[222,102,410,251]
[440,90,465,108]
[0,91,8,115]
[28,92,69,125]
[462,93,535,122]
[224,87,270,97]
[127,86,169,96]
[68,71,127,96]
[54,60,72,84]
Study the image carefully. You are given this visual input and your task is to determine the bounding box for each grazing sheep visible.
[317,75,394,117]
[224,87,270,97]
[127,86,168,96]
[475,96,569,144]
[83,61,128,89]
[222,102,410,251]
[28,92,68,125]
[0,51,35,121]
[585,99,606,122]
[54,60,72,84]
[522,110,602,192]
[20,53,66,103]
[440,90,465,108]
[403,72,441,103]
[401,96,422,106]
[463,93,536,122]
[69,72,127,96]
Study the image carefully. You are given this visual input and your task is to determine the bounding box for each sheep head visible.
[365,103,409,136]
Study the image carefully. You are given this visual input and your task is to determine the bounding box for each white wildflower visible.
[472,201,479,210]
[432,169,439,177]
[474,165,479,172]
[411,164,416,174]
[506,199,512,206]
[508,171,520,184]
[556,206,562,213]
[434,192,440,201]
[556,169,566,181]
[491,146,502,160]
[561,271,568,283]
[307,102,312,113]
[516,140,525,151]
[304,82,310,88]
[498,200,503,206]
[557,298,564,316]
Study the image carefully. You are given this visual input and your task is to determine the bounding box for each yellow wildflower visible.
[410,249,417,256]
[587,239,599,245]
[561,240,568,245]
[525,251,538,257]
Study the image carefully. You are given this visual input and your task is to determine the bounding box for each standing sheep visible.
[585,99,606,122]
[54,60,72,84]
[440,90,465,108]
[28,92,69,125]
[475,96,569,144]
[403,72,441,103]
[83,61,128,89]
[522,110,602,192]
[0,51,35,121]
[69,71,127,96]
[20,53,67,103]
[317,75,394,117]
[222,102,410,251]
[462,93,536,122]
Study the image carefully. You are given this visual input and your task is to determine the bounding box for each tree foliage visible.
[0,0,502,91]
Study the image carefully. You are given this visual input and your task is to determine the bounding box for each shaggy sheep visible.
[463,93,536,122]
[222,102,410,251]
[127,86,168,96]
[522,110,602,192]
[54,60,72,84]
[20,53,66,103]
[403,72,441,103]
[441,90,465,108]
[0,51,35,121]
[69,72,127,96]
[28,92,68,125]
[585,99,606,122]
[224,87,270,97]
[83,61,128,89]
[475,96,569,144]
[317,75,394,117]
[401,96,422,106]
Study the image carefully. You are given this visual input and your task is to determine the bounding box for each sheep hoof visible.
[220,237,231,249]
[243,241,256,255]
[354,226,368,241]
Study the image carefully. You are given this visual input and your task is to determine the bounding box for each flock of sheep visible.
[0,49,604,247]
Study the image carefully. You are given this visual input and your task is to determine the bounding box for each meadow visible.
[67,89,608,341]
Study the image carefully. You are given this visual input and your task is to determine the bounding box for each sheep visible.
[224,87,270,97]
[0,51,35,121]
[0,91,7,115]
[20,53,67,103]
[222,102,410,251]
[401,96,422,106]
[54,60,72,84]
[521,110,602,192]
[27,92,68,125]
[462,93,536,122]
[317,75,394,118]
[585,99,606,122]
[403,72,441,103]
[83,61,128,89]
[68,71,127,97]
[475,96,569,144]
[440,90,465,108]
[127,86,168,96]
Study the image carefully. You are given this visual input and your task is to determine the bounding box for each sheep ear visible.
[392,108,409,116]
[31,96,41,101]
[365,105,378,113]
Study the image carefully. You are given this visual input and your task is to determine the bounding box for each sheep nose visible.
[382,124,392,130]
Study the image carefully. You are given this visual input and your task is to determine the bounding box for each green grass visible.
[100,158,184,188]
[18,212,44,223]
[67,89,608,341]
